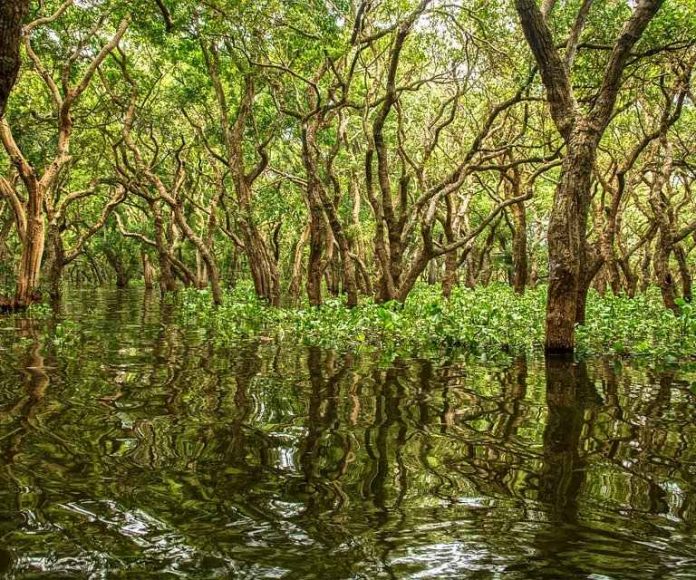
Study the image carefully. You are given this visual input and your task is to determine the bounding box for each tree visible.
[514,0,665,352]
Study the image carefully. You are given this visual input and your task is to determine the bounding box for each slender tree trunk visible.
[306,188,326,307]
[510,201,528,294]
[142,252,155,289]
[45,224,66,300]
[288,225,309,304]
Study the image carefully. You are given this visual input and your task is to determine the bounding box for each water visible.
[0,289,695,579]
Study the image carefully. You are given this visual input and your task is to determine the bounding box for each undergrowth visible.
[176,282,696,361]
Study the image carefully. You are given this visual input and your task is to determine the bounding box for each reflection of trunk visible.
[533,356,599,574]
[540,356,597,519]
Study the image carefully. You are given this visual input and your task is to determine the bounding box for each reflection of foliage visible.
[0,290,695,577]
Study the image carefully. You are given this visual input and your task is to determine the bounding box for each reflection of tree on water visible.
[538,356,600,519]
[530,356,601,576]
[0,321,52,576]
[1,291,696,577]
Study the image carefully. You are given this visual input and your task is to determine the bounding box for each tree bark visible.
[0,0,29,117]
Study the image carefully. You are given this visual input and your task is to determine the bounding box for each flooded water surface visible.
[0,289,695,578]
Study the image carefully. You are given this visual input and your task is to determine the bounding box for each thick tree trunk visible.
[0,0,29,117]
[545,131,596,353]
[15,198,46,307]
[151,202,178,293]
[105,251,130,289]
[654,234,678,312]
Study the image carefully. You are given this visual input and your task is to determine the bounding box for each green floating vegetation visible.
[177,283,696,361]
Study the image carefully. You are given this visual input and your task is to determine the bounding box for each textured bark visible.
[0,0,29,117]
[15,208,45,305]
[288,224,310,303]
[204,54,280,306]
[545,130,597,351]
[442,251,458,298]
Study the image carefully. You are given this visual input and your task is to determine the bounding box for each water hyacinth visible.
[176,282,696,361]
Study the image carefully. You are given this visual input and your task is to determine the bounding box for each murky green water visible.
[0,289,695,578]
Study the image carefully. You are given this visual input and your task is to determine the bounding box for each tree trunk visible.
[442,251,458,298]
[654,234,678,312]
[15,196,46,307]
[44,224,66,300]
[545,130,596,353]
[105,251,130,289]
[243,230,281,306]
[142,252,155,289]
[510,201,528,294]
[0,0,29,117]
[306,190,326,307]
[152,202,178,293]
[673,245,692,303]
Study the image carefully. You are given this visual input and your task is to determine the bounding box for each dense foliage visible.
[0,0,695,353]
